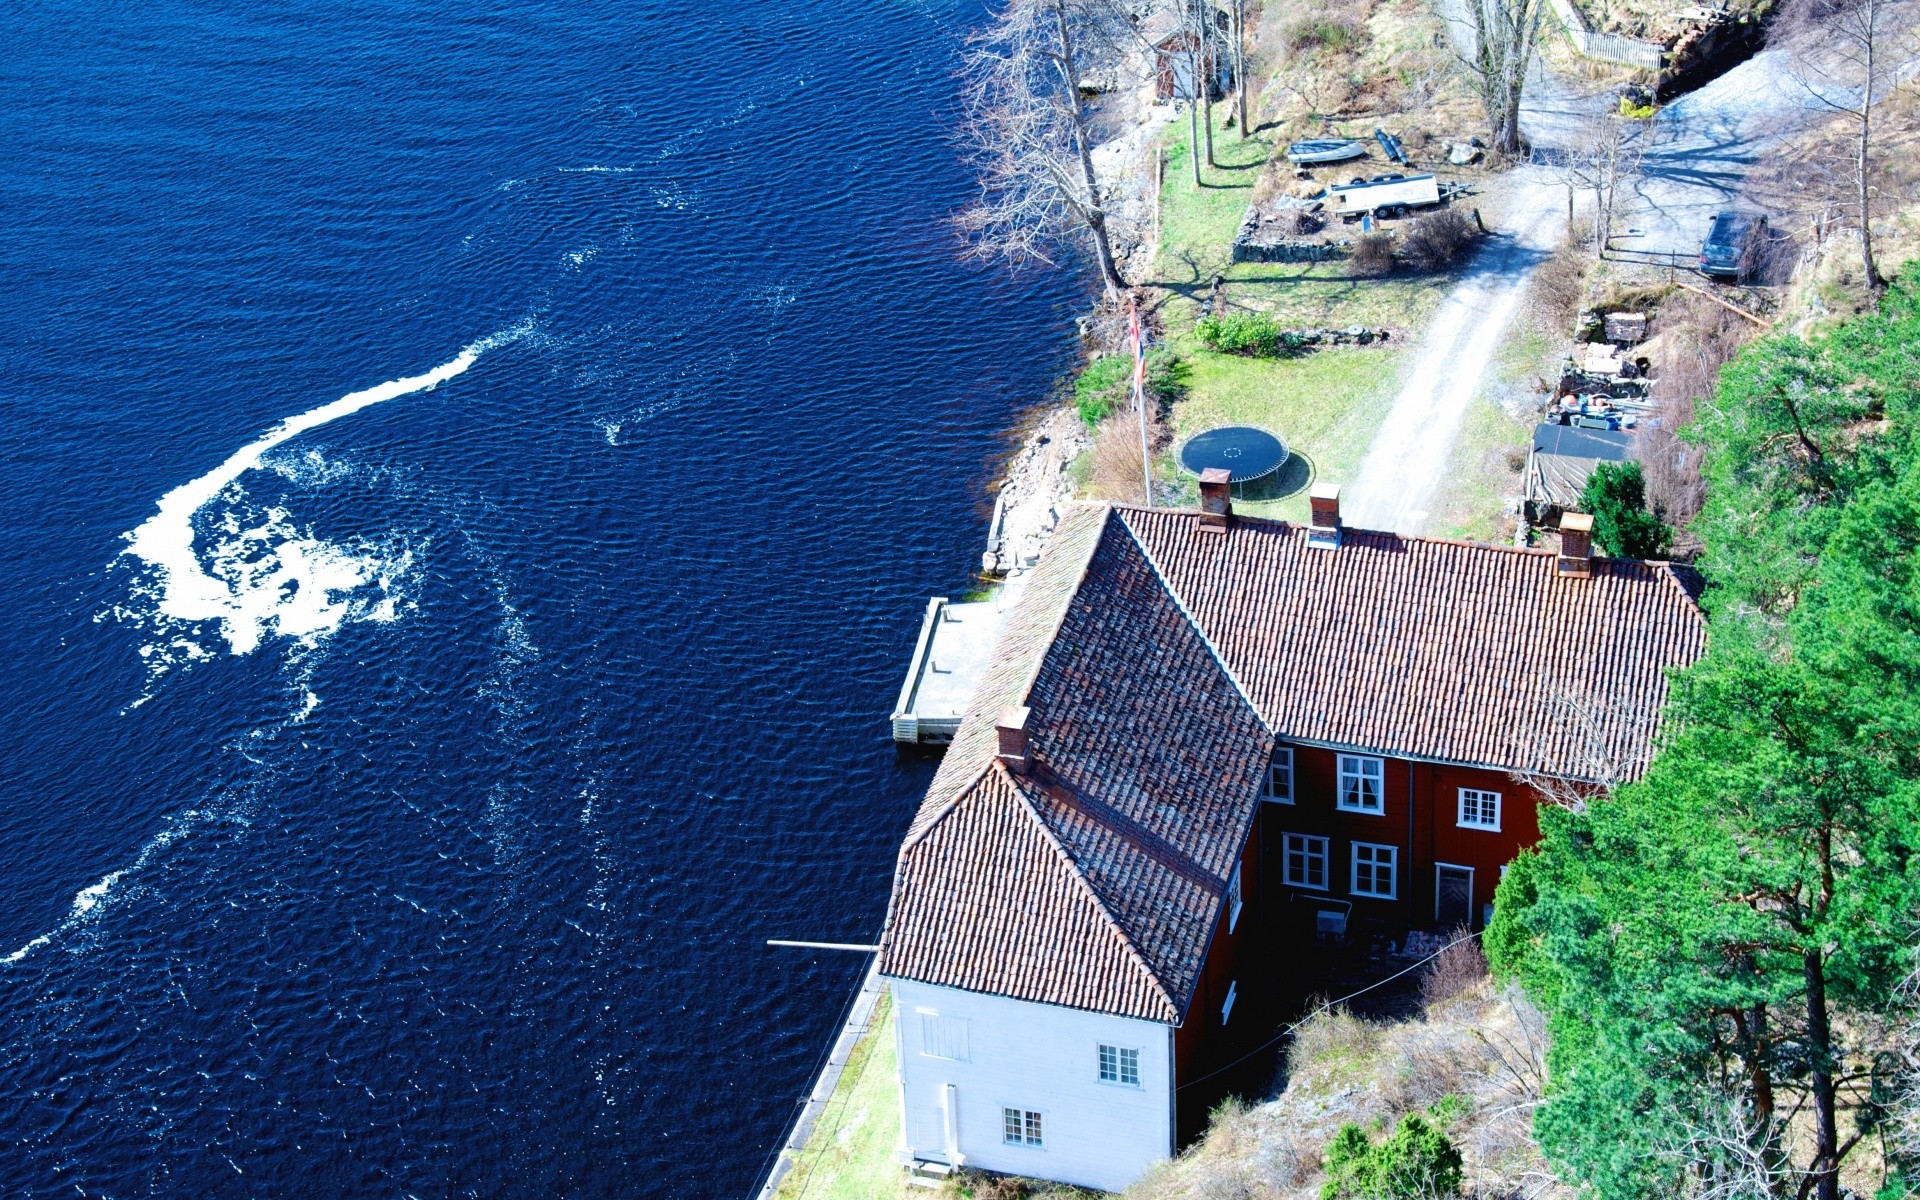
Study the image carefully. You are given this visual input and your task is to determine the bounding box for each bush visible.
[1287,14,1360,51]
[1398,208,1477,273]
[1578,460,1671,559]
[1072,349,1182,426]
[1348,232,1397,277]
[1529,237,1590,332]
[1195,311,1303,359]
[1321,1114,1464,1200]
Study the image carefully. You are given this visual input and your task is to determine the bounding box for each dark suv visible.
[1699,211,1768,281]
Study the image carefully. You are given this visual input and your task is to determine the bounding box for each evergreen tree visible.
[1578,460,1671,559]
[1490,277,1920,1200]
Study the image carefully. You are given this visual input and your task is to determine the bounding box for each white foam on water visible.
[1,816,197,967]
[119,324,529,670]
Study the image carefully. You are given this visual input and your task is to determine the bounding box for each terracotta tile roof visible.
[881,506,1272,1024]
[880,502,1705,1022]
[885,764,1181,1022]
[1118,506,1706,780]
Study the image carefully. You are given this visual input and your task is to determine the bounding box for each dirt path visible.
[1341,170,1566,533]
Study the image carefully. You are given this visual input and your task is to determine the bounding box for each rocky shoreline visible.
[980,81,1165,584]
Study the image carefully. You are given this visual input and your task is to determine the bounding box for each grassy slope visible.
[773,991,904,1200]
[1148,108,1426,522]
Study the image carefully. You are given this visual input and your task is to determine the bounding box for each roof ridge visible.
[1114,508,1272,736]
[1001,761,1182,1024]
[896,759,993,858]
[1005,502,1114,712]
[1111,504,1571,559]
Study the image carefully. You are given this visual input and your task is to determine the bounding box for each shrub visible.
[1348,232,1397,277]
[1321,1114,1464,1200]
[1072,349,1182,426]
[1195,311,1298,358]
[1419,933,1489,1007]
[1073,354,1132,425]
[1578,460,1671,559]
[1286,15,1360,52]
[1528,236,1590,332]
[1398,208,1477,273]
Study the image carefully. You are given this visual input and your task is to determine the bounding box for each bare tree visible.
[1233,0,1249,138]
[1454,0,1547,155]
[956,0,1139,294]
[1201,4,1219,168]
[1506,690,1656,813]
[1782,0,1913,291]
[1558,114,1644,256]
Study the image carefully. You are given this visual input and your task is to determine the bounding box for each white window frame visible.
[1002,1106,1044,1148]
[1457,787,1502,831]
[1350,841,1398,899]
[1221,980,1238,1025]
[1337,754,1386,814]
[1282,833,1329,891]
[1097,1043,1141,1088]
[1263,747,1295,803]
[1434,862,1475,926]
[1225,865,1244,933]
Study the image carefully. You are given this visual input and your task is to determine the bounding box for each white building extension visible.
[892,980,1173,1193]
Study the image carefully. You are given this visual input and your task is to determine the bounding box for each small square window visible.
[1003,1108,1044,1147]
[1283,834,1329,890]
[1337,755,1385,814]
[1263,748,1294,803]
[1458,788,1501,831]
[1098,1044,1140,1087]
[1351,842,1398,899]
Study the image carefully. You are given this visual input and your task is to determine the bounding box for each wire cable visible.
[1174,928,1484,1094]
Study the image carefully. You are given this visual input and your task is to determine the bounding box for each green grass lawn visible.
[773,991,905,1200]
[1160,342,1406,522]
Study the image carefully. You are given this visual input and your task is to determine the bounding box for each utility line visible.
[1174,928,1485,1094]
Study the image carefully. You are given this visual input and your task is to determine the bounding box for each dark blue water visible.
[0,3,1086,1194]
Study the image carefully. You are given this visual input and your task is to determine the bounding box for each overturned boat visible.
[1286,138,1368,164]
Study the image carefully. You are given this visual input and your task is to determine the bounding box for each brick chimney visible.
[1197,468,1233,534]
[1558,512,1594,579]
[1307,482,1342,550]
[996,705,1032,771]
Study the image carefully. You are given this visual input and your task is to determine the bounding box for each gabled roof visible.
[1119,507,1705,780]
[880,506,1273,1024]
[880,502,1706,1022]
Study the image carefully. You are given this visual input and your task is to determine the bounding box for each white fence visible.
[1545,0,1666,70]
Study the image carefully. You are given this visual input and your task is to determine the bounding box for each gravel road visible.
[1341,170,1565,533]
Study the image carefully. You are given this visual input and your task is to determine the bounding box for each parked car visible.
[1699,210,1768,280]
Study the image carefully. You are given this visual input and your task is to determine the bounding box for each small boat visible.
[1286,138,1368,164]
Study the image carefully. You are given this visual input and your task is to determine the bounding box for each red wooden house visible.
[878,482,1704,1191]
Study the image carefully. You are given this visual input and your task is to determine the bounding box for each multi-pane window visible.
[1002,1107,1044,1147]
[1226,865,1244,933]
[1337,755,1385,813]
[1283,834,1329,890]
[1458,788,1501,831]
[1263,747,1295,803]
[1351,841,1398,899]
[1098,1044,1140,1087]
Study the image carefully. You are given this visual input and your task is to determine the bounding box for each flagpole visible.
[1130,296,1152,508]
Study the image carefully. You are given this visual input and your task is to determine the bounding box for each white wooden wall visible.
[890,978,1174,1194]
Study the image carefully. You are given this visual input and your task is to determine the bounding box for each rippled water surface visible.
[0,3,1085,1193]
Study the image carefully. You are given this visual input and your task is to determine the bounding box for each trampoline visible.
[1178,425,1290,485]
